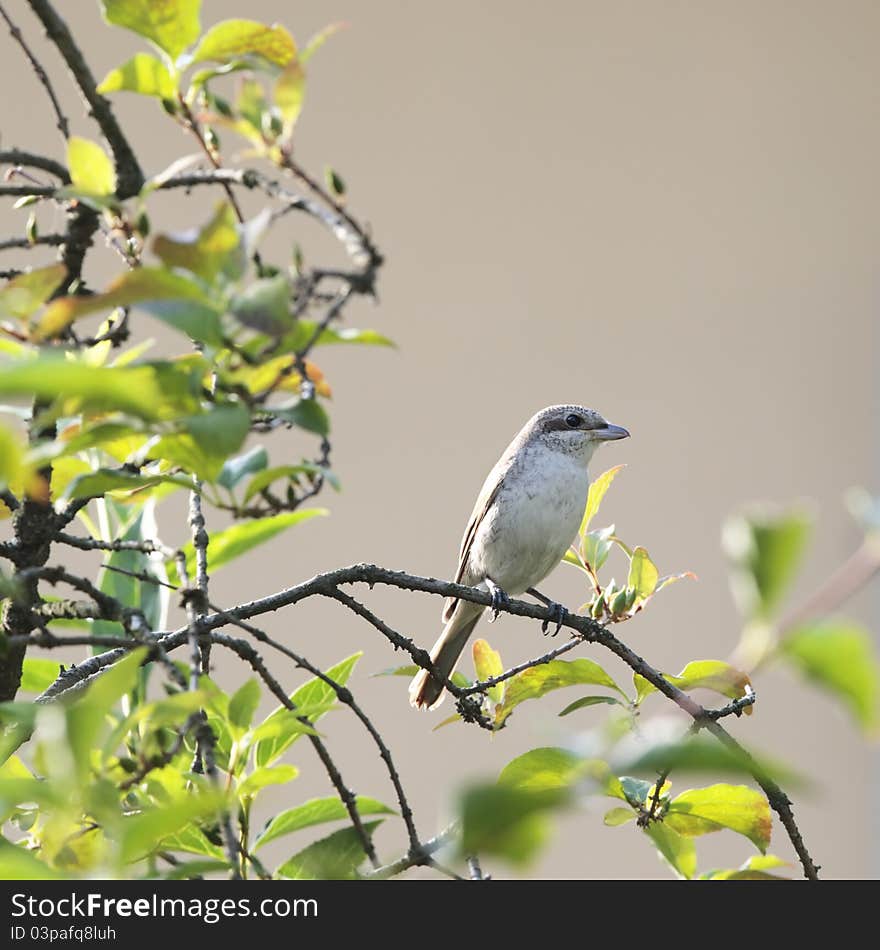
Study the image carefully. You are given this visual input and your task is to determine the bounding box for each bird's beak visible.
[595,422,630,441]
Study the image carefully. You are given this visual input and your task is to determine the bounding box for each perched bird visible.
[409,404,629,709]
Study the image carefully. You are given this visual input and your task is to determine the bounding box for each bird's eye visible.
[565,413,582,428]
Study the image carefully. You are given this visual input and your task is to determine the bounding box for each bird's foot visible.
[486,580,510,623]
[541,602,566,637]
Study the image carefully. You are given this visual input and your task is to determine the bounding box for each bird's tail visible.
[408,603,484,709]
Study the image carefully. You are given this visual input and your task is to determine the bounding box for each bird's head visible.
[529,404,630,462]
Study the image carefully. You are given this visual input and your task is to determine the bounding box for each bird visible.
[409,404,629,709]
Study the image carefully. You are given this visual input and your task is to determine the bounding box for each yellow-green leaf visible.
[580,465,625,535]
[152,202,240,282]
[97,53,176,99]
[634,660,753,713]
[665,783,772,852]
[275,58,305,137]
[497,747,585,792]
[102,0,201,62]
[67,137,116,197]
[645,821,696,879]
[192,19,297,67]
[472,638,504,704]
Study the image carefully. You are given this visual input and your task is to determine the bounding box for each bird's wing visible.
[442,458,508,622]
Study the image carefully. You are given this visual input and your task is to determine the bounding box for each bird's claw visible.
[488,585,510,623]
[541,602,566,636]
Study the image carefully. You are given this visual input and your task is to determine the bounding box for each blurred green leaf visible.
[300,23,346,64]
[579,524,615,572]
[38,267,218,342]
[459,784,567,866]
[277,820,383,879]
[153,203,240,283]
[255,796,394,851]
[217,445,268,491]
[66,137,116,198]
[228,678,262,731]
[665,783,772,852]
[192,19,297,67]
[0,265,67,321]
[497,747,584,792]
[603,806,636,827]
[97,53,176,98]
[271,399,330,436]
[782,621,880,732]
[120,790,226,863]
[153,403,251,482]
[495,658,624,726]
[230,276,292,335]
[580,465,624,535]
[472,638,504,704]
[237,764,298,799]
[628,546,659,599]
[18,659,60,695]
[254,653,360,767]
[102,0,201,61]
[723,508,812,620]
[0,840,61,879]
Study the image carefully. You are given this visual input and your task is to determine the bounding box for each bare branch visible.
[0,149,69,182]
[24,0,143,196]
[0,2,69,140]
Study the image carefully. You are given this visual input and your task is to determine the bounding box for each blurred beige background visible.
[2,1,878,878]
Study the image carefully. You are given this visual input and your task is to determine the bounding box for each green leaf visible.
[64,469,191,501]
[154,824,225,860]
[472,638,504,704]
[271,399,330,436]
[580,465,625,535]
[0,265,67,321]
[230,276,293,335]
[97,53,176,98]
[497,747,584,792]
[782,621,880,731]
[101,0,201,62]
[254,653,360,767]
[558,695,623,717]
[645,821,696,879]
[237,764,298,799]
[723,508,812,620]
[217,445,268,491]
[67,137,116,197]
[37,267,218,342]
[228,677,262,731]
[300,23,346,64]
[627,546,659,599]
[192,19,297,67]
[459,784,567,866]
[177,509,326,581]
[255,796,394,851]
[152,203,241,283]
[277,820,382,879]
[494,658,624,726]
[18,658,60,694]
[665,784,772,852]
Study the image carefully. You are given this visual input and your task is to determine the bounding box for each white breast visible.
[471,446,590,594]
